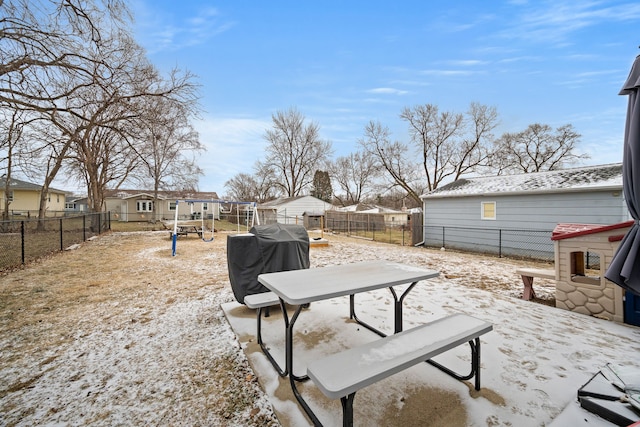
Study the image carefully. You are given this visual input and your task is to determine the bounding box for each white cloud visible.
[446,59,489,67]
[419,69,476,76]
[133,4,234,54]
[500,1,640,44]
[366,87,409,95]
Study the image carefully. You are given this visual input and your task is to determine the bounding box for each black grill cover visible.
[227,224,310,304]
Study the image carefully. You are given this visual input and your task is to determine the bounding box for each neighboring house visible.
[420,163,628,258]
[104,189,220,222]
[336,203,410,226]
[65,195,89,213]
[0,177,67,215]
[257,196,336,225]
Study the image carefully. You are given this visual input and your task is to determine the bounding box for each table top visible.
[257,260,440,305]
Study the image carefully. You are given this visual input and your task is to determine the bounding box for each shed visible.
[257,195,335,225]
[420,163,628,259]
[303,211,324,229]
[551,221,634,325]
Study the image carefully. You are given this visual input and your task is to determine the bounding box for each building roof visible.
[258,195,305,208]
[104,189,219,200]
[336,203,405,214]
[421,163,622,199]
[0,177,66,194]
[258,195,334,209]
[551,220,634,241]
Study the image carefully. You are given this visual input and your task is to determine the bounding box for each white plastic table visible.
[257,260,440,426]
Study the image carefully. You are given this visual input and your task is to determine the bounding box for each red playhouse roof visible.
[551,220,634,241]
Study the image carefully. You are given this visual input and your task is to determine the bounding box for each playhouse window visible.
[569,251,601,286]
[481,202,496,220]
[168,202,177,211]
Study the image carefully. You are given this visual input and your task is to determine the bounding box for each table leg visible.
[521,275,535,300]
[256,306,288,377]
[349,281,419,336]
[285,303,309,382]
[285,303,322,426]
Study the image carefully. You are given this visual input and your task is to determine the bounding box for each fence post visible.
[21,220,25,265]
[59,218,63,250]
[83,215,86,241]
[499,229,502,258]
[442,226,445,248]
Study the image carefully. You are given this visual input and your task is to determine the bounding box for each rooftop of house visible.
[0,177,66,194]
[104,189,219,200]
[335,203,406,214]
[421,163,622,199]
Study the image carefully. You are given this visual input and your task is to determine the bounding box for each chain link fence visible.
[0,212,110,271]
[423,225,554,261]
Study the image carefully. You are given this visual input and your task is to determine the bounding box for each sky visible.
[128,0,640,197]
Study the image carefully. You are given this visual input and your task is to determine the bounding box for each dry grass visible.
[0,230,278,426]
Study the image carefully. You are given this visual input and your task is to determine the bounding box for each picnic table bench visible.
[307,313,493,426]
[516,267,556,301]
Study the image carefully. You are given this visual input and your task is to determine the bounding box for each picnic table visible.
[170,224,203,238]
[256,260,493,426]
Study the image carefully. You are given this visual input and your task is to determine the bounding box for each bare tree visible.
[0,0,128,112]
[401,102,498,189]
[224,173,260,202]
[492,123,588,174]
[225,160,279,203]
[329,151,379,206]
[360,103,499,205]
[0,107,33,221]
[263,107,332,197]
[58,28,201,224]
[358,120,425,205]
[1,0,129,224]
[135,87,203,221]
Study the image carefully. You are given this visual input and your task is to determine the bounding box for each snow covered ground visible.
[224,235,640,426]
[1,230,639,426]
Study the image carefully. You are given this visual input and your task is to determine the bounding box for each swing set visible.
[171,199,258,256]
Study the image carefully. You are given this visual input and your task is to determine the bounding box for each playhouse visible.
[550,220,635,324]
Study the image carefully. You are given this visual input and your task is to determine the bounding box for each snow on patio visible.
[223,247,640,426]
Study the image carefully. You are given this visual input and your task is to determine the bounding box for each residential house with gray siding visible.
[420,163,628,259]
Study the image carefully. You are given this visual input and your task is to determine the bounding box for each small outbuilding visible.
[551,220,638,325]
[256,196,335,225]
